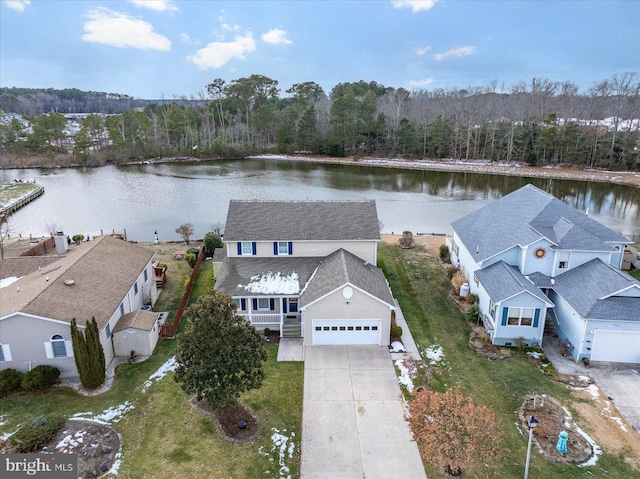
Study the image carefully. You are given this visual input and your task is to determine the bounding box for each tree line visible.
[1,73,638,170]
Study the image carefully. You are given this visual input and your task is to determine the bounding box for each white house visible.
[0,235,161,376]
[448,184,639,363]
[215,200,396,346]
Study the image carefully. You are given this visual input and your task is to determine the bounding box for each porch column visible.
[248,297,253,323]
[280,297,285,337]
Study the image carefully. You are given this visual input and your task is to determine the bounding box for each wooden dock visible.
[0,183,45,215]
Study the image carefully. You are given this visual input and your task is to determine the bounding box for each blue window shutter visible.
[533,309,540,328]
[283,299,288,314]
[237,242,242,255]
[270,298,275,310]
[241,299,246,311]
[252,299,258,310]
[501,307,508,326]
[252,242,257,255]
[288,242,293,255]
[274,242,278,255]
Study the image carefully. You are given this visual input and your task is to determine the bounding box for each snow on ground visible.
[395,359,414,393]
[240,272,300,295]
[569,383,628,432]
[561,406,603,467]
[258,428,296,479]
[0,425,20,441]
[105,444,123,477]
[527,351,543,359]
[389,341,406,353]
[141,356,177,393]
[70,402,134,425]
[0,415,7,426]
[421,344,444,365]
[56,430,87,452]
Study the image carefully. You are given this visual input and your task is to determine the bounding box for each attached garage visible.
[591,331,640,363]
[312,320,382,346]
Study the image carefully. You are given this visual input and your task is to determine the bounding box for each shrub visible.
[390,325,403,339]
[451,271,467,295]
[71,233,85,244]
[185,252,197,268]
[466,293,479,305]
[204,232,223,256]
[465,304,480,323]
[439,244,450,262]
[186,247,199,256]
[21,365,60,391]
[446,266,460,281]
[263,328,271,336]
[0,368,23,397]
[9,415,66,452]
[391,310,397,328]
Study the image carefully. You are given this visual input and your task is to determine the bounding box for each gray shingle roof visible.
[475,260,552,304]
[527,271,554,289]
[113,310,159,332]
[215,256,322,297]
[223,200,380,241]
[451,184,627,262]
[551,258,640,321]
[299,248,395,308]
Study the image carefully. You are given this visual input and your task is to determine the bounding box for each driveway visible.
[301,346,426,479]
[588,367,640,435]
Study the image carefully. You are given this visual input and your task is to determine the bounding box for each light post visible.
[524,415,538,479]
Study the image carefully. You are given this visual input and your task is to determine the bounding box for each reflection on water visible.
[1,158,638,242]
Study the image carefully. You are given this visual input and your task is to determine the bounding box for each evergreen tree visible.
[70,318,89,386]
[86,317,106,388]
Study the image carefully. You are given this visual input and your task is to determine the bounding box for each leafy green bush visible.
[9,415,66,452]
[204,232,223,256]
[439,244,450,262]
[0,368,24,397]
[21,365,60,391]
[390,325,403,339]
[465,304,480,323]
[72,234,85,244]
[186,247,199,256]
[185,252,197,268]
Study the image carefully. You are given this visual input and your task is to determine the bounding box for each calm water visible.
[1,158,639,242]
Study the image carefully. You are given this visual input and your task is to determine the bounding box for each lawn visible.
[378,242,637,479]
[0,245,303,479]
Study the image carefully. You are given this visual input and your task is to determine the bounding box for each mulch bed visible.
[191,398,261,443]
[264,330,281,345]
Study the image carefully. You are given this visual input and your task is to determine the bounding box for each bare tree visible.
[0,213,13,260]
[175,223,195,245]
[45,221,58,237]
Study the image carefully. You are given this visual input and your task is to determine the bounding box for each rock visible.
[98,460,111,473]
[91,444,100,458]
[101,445,112,454]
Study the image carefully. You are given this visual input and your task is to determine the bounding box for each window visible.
[120,303,125,315]
[315,326,321,331]
[258,298,270,310]
[473,273,479,287]
[348,326,354,331]
[331,326,338,331]
[134,282,139,295]
[241,242,253,255]
[0,343,11,362]
[106,323,112,340]
[557,252,570,270]
[506,307,536,326]
[520,308,534,326]
[452,240,459,257]
[231,298,240,309]
[51,335,67,358]
[490,300,496,319]
[507,308,521,325]
[339,326,346,331]
[558,261,568,269]
[372,326,378,331]
[288,299,298,313]
[144,269,148,282]
[278,242,289,255]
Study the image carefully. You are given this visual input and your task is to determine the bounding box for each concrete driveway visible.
[301,346,426,479]
[588,367,640,435]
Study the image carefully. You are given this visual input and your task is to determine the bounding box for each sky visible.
[1,0,639,99]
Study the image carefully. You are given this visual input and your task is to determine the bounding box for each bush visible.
[71,233,85,244]
[465,304,480,323]
[451,271,467,295]
[21,365,60,391]
[390,325,403,339]
[204,232,223,256]
[186,247,200,256]
[439,244,450,262]
[0,368,23,397]
[391,310,397,328]
[446,266,460,281]
[9,415,66,452]
[185,252,197,268]
[263,328,271,336]
[466,293,479,305]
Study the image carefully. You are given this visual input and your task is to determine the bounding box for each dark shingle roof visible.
[551,258,640,321]
[223,200,380,241]
[451,184,627,262]
[475,260,551,304]
[299,249,395,308]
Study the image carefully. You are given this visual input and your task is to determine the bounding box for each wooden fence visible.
[159,246,206,338]
[20,237,56,256]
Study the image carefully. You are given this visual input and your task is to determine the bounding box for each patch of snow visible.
[395,359,414,392]
[0,276,21,289]
[422,344,444,365]
[0,425,20,441]
[258,428,295,479]
[55,430,87,452]
[142,356,177,393]
[527,351,543,359]
[576,425,602,467]
[70,401,134,425]
[390,341,406,353]
[240,272,300,295]
[106,439,123,477]
[570,383,600,400]
[0,415,7,426]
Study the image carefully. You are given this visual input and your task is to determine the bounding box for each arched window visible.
[51,334,67,358]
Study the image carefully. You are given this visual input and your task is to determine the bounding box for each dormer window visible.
[558,261,568,269]
[274,241,293,256]
[238,242,256,256]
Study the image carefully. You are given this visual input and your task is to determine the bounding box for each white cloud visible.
[391,0,438,13]
[5,0,30,12]
[416,46,431,56]
[408,78,435,87]
[82,8,171,51]
[128,0,178,12]
[261,28,292,45]
[433,46,477,61]
[189,34,256,69]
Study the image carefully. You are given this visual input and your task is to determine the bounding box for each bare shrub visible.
[451,271,467,295]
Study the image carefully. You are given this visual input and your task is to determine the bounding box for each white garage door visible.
[591,330,640,363]
[313,320,382,346]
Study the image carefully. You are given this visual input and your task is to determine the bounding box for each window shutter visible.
[274,242,278,255]
[501,308,508,326]
[241,299,246,311]
[252,242,257,255]
[237,242,242,255]
[283,299,288,314]
[44,342,54,359]
[252,299,258,310]
[533,309,541,328]
[1,344,11,362]
[66,341,74,358]
[270,298,275,310]
[288,242,293,255]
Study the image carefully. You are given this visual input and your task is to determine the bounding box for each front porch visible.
[238,298,303,338]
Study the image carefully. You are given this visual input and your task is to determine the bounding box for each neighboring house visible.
[448,184,639,363]
[0,235,161,376]
[215,200,395,346]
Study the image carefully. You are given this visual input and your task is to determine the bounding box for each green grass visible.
[0,182,41,208]
[379,242,637,479]
[0,253,303,479]
[629,269,640,280]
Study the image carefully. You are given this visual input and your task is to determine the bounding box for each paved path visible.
[301,345,427,479]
